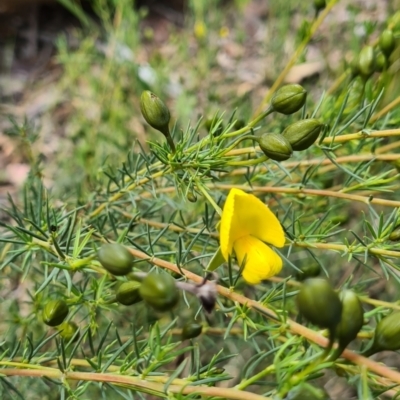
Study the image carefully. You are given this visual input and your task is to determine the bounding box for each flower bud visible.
[181,322,203,340]
[187,192,197,203]
[258,132,293,161]
[139,272,179,312]
[57,321,79,342]
[365,311,400,355]
[271,84,307,115]
[140,91,170,135]
[379,30,395,58]
[43,299,69,327]
[389,226,400,241]
[313,0,326,13]
[358,46,375,78]
[335,290,364,350]
[282,119,323,151]
[295,264,321,281]
[116,281,142,306]
[375,51,388,72]
[98,243,134,276]
[296,278,342,330]
[349,57,360,78]
[233,119,245,130]
[286,383,330,400]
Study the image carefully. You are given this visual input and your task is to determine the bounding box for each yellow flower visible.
[220,188,285,284]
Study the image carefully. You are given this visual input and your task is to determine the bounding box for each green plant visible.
[1,1,400,399]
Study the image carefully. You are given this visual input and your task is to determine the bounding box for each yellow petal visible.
[220,188,285,260]
[234,235,283,284]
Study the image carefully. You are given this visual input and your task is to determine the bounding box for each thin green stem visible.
[195,180,222,216]
[89,168,170,218]
[236,365,275,390]
[226,156,268,167]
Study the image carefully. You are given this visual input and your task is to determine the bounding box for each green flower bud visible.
[181,322,203,340]
[389,226,400,241]
[286,383,330,400]
[375,51,388,72]
[140,91,170,135]
[379,30,395,58]
[365,311,400,355]
[358,46,375,78]
[313,0,326,13]
[296,278,342,330]
[271,84,307,115]
[116,281,142,306]
[282,119,323,151]
[187,192,197,203]
[139,272,179,312]
[43,299,69,327]
[98,243,134,276]
[258,132,293,161]
[295,264,321,281]
[335,290,364,350]
[233,119,246,130]
[57,321,79,342]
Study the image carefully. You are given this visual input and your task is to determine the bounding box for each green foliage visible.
[1,0,400,399]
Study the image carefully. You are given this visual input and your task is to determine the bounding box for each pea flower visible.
[220,188,285,284]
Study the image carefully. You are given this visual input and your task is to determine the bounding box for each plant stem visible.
[370,96,400,123]
[125,247,400,387]
[0,368,268,400]
[236,365,275,390]
[195,180,223,216]
[212,183,400,208]
[89,168,170,218]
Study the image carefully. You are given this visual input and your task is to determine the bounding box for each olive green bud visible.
[116,281,142,306]
[282,119,323,151]
[389,226,400,241]
[296,278,342,330]
[271,84,307,115]
[187,192,197,203]
[181,322,203,340]
[335,290,364,350]
[258,132,293,161]
[358,46,375,78]
[57,321,79,342]
[313,0,326,13]
[379,30,395,58]
[295,264,321,281]
[140,91,170,134]
[286,383,330,400]
[365,311,400,356]
[139,272,179,312]
[98,243,134,276]
[43,299,69,327]
[375,51,388,72]
[233,119,245,130]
